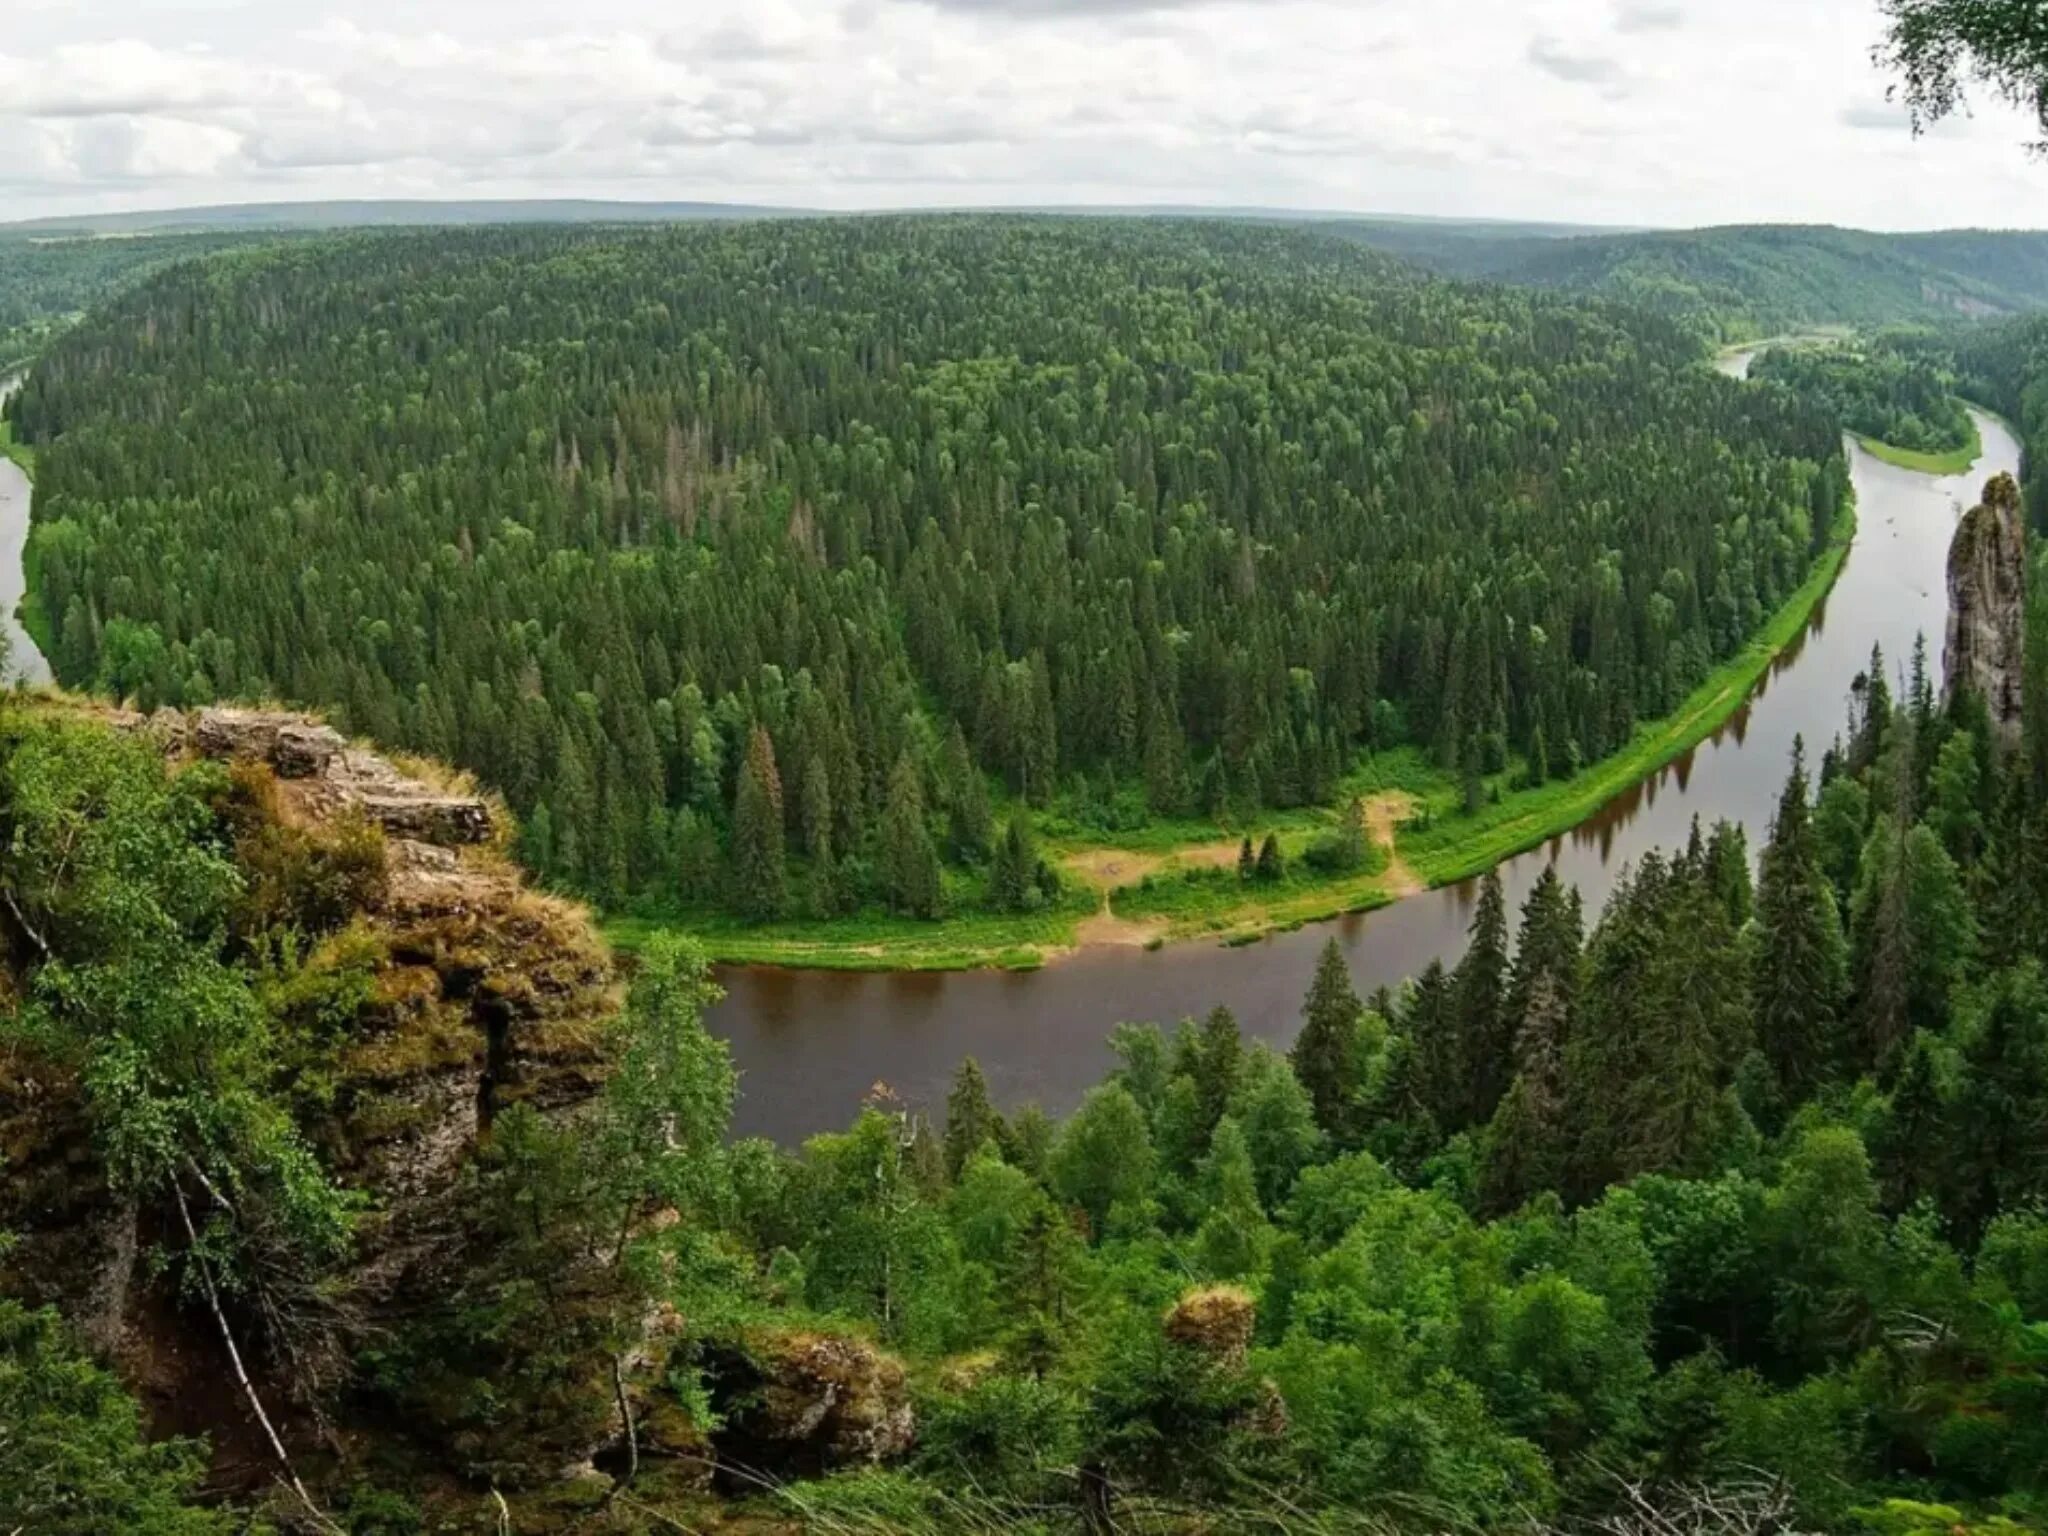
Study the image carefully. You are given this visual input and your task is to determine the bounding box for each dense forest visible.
[0,231,279,373]
[1752,338,1977,456]
[2,558,2044,1532]
[6,217,1847,920]
[1336,222,2048,343]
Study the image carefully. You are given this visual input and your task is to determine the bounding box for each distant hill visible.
[0,198,797,237]
[1329,221,2048,339]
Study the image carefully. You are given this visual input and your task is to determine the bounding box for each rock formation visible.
[1944,471,2027,746]
[708,1330,917,1478]
[0,699,616,1448]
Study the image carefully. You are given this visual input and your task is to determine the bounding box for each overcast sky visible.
[3,0,2044,230]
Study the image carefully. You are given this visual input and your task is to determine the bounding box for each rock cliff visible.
[0,701,617,1452]
[1944,471,2027,745]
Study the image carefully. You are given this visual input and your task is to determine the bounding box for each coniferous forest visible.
[5,218,1849,922]
[2,593,2045,1533]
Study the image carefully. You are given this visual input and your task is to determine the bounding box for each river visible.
[707,352,2022,1141]
[0,373,51,687]
[0,356,2014,1141]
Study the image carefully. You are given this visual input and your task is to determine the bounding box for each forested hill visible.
[0,231,285,372]
[9,217,1844,921]
[1334,221,2048,340]
[0,197,792,236]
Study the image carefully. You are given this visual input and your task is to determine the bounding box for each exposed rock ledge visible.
[163,704,495,846]
[1,698,617,1446]
[1944,471,2027,746]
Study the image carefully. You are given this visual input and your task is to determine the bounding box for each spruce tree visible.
[1256,832,1285,882]
[1751,740,1847,1100]
[1451,871,1512,1128]
[731,723,788,921]
[1193,1117,1270,1279]
[1237,835,1256,882]
[944,1057,1005,1180]
[882,752,943,919]
[1291,939,1363,1143]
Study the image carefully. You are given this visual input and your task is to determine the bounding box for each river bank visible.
[703,400,2015,1140]
[0,374,51,686]
[608,483,1859,974]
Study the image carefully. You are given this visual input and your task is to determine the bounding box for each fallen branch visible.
[171,1181,341,1536]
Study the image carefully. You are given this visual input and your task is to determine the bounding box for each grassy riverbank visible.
[0,419,31,477]
[608,486,1860,974]
[1855,415,1982,476]
[0,420,53,661]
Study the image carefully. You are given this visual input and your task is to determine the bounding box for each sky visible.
[2,0,2045,231]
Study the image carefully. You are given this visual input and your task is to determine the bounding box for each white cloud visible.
[0,0,2043,228]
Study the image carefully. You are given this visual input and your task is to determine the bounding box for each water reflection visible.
[709,398,2021,1142]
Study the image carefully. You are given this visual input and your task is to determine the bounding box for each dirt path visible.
[1365,791,1423,897]
[1074,907,1170,948]
[1061,837,1244,892]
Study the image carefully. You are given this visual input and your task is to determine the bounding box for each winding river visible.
[0,373,51,687]
[0,358,2017,1141]
[707,353,2022,1140]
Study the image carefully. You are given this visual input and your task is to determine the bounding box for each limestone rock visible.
[1164,1285,1257,1372]
[1944,471,2027,746]
[711,1331,916,1476]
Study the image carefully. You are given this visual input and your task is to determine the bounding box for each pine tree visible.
[882,752,943,919]
[731,723,787,921]
[1237,836,1255,882]
[1291,939,1363,1143]
[1751,740,1847,1099]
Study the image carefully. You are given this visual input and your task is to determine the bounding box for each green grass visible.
[1399,492,1857,887]
[607,487,1858,974]
[1854,412,1981,476]
[604,890,1091,973]
[0,418,33,478]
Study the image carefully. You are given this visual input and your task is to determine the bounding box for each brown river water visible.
[0,361,2017,1141]
[706,354,2023,1141]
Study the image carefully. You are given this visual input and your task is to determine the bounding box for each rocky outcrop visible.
[1164,1286,1289,1438]
[0,697,616,1452]
[1165,1285,1257,1371]
[178,706,495,845]
[708,1330,916,1479]
[1944,471,2027,746]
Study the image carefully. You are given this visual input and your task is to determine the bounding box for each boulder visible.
[710,1330,915,1478]
[1164,1285,1257,1372]
[1944,471,2027,746]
